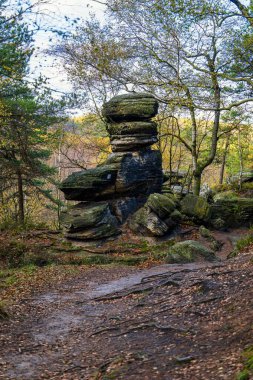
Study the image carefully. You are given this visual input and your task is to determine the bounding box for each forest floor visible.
[0,229,253,379]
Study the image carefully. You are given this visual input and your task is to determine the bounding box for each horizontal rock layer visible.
[107,121,157,136]
[110,134,158,152]
[61,202,120,240]
[60,149,163,202]
[102,93,159,122]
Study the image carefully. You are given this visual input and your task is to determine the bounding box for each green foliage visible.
[228,234,253,258]
[236,346,253,380]
[235,234,253,252]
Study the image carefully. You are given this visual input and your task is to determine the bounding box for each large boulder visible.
[59,165,118,201]
[129,193,181,237]
[128,206,168,236]
[61,202,120,240]
[102,93,159,122]
[166,240,216,263]
[146,193,176,218]
[60,92,163,242]
[180,194,211,223]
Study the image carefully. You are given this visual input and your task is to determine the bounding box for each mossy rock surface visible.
[102,93,159,122]
[166,240,216,264]
[62,202,120,240]
[147,193,176,218]
[210,198,253,227]
[107,121,157,136]
[129,207,168,236]
[61,202,111,231]
[111,134,158,152]
[180,194,211,222]
[60,165,118,201]
[60,150,163,202]
[213,190,238,201]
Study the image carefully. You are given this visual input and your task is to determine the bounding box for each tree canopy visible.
[58,0,253,194]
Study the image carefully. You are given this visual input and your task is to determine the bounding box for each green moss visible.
[235,234,253,251]
[180,195,211,222]
[210,199,253,228]
[228,234,253,258]
[236,346,253,380]
[147,193,176,218]
[166,240,216,264]
[237,370,250,380]
[199,225,212,238]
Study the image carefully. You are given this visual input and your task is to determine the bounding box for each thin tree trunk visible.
[192,172,201,195]
[17,169,25,224]
[238,127,243,189]
[219,133,231,185]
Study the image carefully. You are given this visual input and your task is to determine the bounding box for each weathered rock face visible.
[209,198,253,228]
[60,93,163,240]
[102,93,159,122]
[129,193,182,237]
[179,194,253,229]
[61,202,120,240]
[180,194,211,223]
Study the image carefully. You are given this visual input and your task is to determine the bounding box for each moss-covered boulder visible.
[147,193,176,219]
[180,194,211,223]
[213,191,238,201]
[61,202,120,240]
[102,93,159,122]
[166,240,216,263]
[128,206,169,236]
[165,209,183,229]
[59,165,118,201]
[129,193,182,237]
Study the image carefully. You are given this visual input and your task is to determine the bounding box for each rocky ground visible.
[0,229,253,380]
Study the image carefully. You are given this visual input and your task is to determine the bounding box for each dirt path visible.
[1,250,253,380]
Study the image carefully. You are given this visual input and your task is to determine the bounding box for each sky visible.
[27,0,106,108]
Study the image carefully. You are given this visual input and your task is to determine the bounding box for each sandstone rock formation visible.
[60,93,163,240]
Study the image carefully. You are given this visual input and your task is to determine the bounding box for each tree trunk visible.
[17,169,25,224]
[238,127,243,189]
[192,172,201,196]
[219,133,231,185]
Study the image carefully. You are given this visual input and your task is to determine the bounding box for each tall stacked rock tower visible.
[60,93,163,240]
